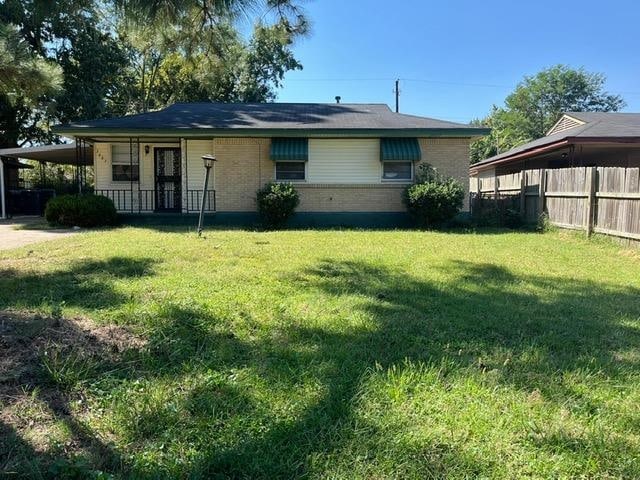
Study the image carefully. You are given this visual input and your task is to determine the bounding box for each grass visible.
[1,226,639,479]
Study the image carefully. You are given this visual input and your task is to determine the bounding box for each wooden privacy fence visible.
[471,166,640,241]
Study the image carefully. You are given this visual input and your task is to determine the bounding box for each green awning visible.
[270,138,308,161]
[380,138,421,162]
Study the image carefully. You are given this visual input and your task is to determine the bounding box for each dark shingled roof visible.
[473,112,640,170]
[53,102,489,136]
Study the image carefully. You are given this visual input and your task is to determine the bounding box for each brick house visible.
[53,102,488,224]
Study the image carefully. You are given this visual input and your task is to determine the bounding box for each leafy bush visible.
[256,182,300,228]
[45,194,118,227]
[537,212,555,233]
[403,164,465,228]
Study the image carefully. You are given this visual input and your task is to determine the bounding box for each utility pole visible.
[394,79,400,113]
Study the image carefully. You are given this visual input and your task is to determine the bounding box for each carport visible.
[0,142,93,218]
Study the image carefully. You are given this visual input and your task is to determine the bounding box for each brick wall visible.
[296,184,405,212]
[418,138,472,209]
[212,138,271,211]
[210,137,472,212]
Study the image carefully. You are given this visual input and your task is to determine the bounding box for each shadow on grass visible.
[0,256,158,311]
[0,256,157,477]
[0,311,136,478]
[183,260,640,478]
[2,257,640,478]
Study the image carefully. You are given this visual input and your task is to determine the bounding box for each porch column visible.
[75,141,82,193]
[0,158,6,219]
[137,137,141,213]
[129,137,134,213]
[181,138,188,213]
[81,138,88,191]
[39,161,46,187]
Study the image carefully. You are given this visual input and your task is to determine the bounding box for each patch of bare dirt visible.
[0,310,145,469]
[0,310,145,392]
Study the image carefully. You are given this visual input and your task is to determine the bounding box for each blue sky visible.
[275,0,640,124]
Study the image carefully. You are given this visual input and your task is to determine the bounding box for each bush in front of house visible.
[403,164,465,228]
[256,182,300,228]
[45,194,118,228]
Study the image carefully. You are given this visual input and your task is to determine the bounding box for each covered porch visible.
[86,136,216,214]
[1,137,217,216]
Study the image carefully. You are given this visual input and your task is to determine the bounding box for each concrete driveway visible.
[0,216,78,250]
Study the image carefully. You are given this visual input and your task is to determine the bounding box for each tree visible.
[470,108,530,164]
[0,1,130,147]
[54,18,130,124]
[114,0,308,36]
[110,18,302,114]
[0,23,62,103]
[0,0,307,148]
[470,65,625,163]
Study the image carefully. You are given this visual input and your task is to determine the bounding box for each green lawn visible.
[1,227,639,479]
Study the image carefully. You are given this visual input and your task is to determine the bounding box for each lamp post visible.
[198,154,216,236]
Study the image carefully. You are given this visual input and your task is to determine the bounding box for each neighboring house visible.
[470,112,640,183]
[51,102,488,223]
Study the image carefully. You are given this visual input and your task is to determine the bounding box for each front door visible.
[154,148,181,212]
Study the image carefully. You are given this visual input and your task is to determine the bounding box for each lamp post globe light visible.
[202,154,216,169]
[197,154,216,236]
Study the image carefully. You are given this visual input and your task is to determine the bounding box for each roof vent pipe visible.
[335,96,341,104]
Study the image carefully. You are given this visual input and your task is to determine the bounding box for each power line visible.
[285,77,395,82]
[401,78,512,89]
[283,76,640,96]
[284,76,511,88]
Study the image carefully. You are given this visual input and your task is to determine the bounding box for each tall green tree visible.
[0,0,129,147]
[0,22,63,148]
[109,0,306,113]
[114,0,308,36]
[1,0,307,147]
[0,23,62,103]
[111,19,301,113]
[470,65,625,163]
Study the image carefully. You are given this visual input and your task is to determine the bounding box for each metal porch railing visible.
[94,189,216,214]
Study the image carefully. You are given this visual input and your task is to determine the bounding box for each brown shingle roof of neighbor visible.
[52,102,489,136]
[472,112,640,171]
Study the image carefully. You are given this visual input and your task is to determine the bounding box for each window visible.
[382,162,412,181]
[112,164,139,182]
[275,161,305,181]
[112,144,139,181]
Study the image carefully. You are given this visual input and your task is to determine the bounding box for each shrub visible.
[403,164,465,228]
[536,212,555,233]
[45,194,118,228]
[256,182,300,228]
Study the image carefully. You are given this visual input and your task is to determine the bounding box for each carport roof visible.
[0,143,92,165]
[2,157,33,169]
[470,112,640,173]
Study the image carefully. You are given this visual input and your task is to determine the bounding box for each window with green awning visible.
[270,138,308,161]
[380,138,421,162]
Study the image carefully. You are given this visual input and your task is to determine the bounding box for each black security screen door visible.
[155,148,182,212]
